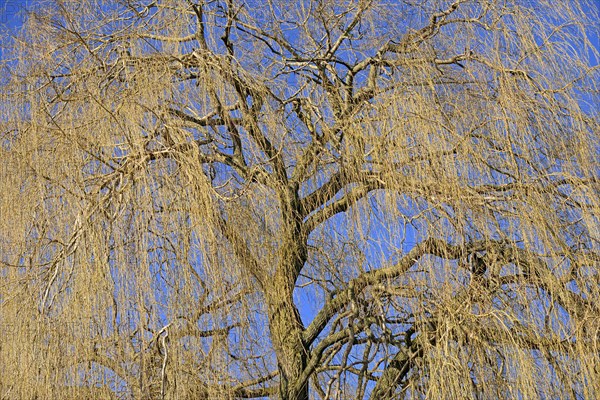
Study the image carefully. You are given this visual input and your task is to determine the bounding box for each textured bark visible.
[270,185,309,399]
[267,289,309,400]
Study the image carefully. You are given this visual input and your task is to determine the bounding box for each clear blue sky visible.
[1,0,28,25]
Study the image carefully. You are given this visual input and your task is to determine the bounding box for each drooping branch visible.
[216,214,267,288]
[303,238,462,345]
[303,237,596,346]
[303,183,374,234]
[369,333,426,400]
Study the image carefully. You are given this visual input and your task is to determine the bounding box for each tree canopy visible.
[1,0,599,399]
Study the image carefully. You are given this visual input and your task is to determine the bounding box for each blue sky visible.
[1,0,29,61]
[0,0,28,28]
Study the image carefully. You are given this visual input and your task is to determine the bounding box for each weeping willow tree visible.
[0,0,598,399]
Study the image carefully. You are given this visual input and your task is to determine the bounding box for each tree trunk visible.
[267,229,309,399]
[265,186,309,399]
[267,288,309,400]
